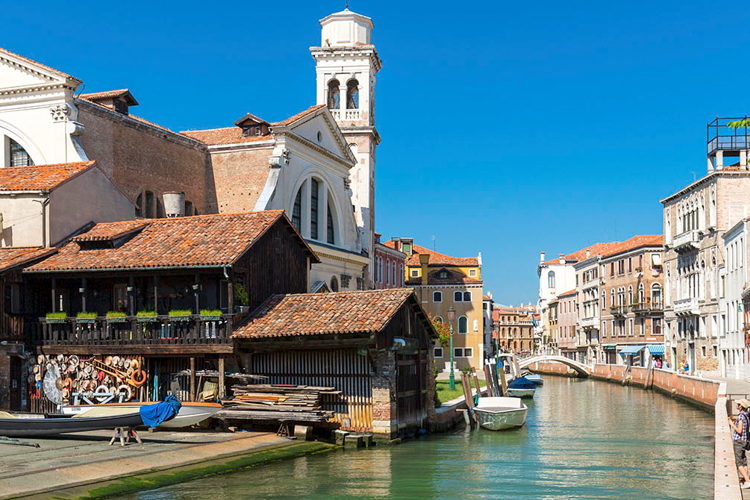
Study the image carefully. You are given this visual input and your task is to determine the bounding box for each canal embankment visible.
[529,361,741,499]
[0,429,334,499]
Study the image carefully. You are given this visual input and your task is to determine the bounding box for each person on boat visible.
[729,398,750,488]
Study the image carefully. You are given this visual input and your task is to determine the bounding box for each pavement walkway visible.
[0,429,295,498]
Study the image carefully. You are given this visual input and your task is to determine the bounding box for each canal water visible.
[133,377,714,499]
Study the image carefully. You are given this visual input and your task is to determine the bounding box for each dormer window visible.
[234,113,270,138]
[438,269,449,279]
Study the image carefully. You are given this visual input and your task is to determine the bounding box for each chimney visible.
[163,192,186,218]
[559,253,565,264]
[585,249,591,259]
[539,251,546,263]
[419,253,430,286]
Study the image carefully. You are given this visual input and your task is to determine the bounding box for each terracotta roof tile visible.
[233,288,415,339]
[385,242,479,267]
[0,247,57,272]
[179,105,326,145]
[600,235,664,258]
[559,289,577,297]
[541,241,621,266]
[0,161,95,191]
[405,268,482,286]
[80,89,138,105]
[26,211,317,272]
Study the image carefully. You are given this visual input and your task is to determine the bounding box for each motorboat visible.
[507,375,536,398]
[61,401,222,428]
[525,374,543,386]
[0,411,143,437]
[473,396,528,431]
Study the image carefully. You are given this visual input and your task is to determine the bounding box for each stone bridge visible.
[517,355,591,377]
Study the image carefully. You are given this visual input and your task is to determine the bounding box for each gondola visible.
[0,411,143,437]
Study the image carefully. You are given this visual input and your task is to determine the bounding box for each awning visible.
[646,345,665,356]
[619,345,645,355]
[603,345,617,350]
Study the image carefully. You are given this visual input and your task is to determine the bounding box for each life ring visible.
[130,369,147,387]
[116,384,132,400]
[93,384,111,401]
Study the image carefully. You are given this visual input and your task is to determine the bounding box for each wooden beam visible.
[41,344,235,355]
[218,357,225,398]
[189,357,196,402]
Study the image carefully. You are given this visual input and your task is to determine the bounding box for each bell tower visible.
[311,8,382,287]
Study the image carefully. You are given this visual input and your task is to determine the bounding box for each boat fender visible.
[130,369,147,387]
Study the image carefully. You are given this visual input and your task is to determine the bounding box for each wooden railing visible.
[0,313,24,341]
[30,314,235,346]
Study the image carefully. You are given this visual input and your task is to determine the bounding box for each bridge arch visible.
[517,355,591,377]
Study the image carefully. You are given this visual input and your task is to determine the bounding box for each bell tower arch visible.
[311,8,382,288]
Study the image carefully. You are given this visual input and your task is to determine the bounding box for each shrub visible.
[45,312,67,319]
[106,311,127,318]
[136,310,157,317]
[168,309,193,317]
[200,309,223,317]
[76,312,97,319]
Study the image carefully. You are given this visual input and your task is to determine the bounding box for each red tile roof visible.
[180,105,326,145]
[25,211,318,272]
[405,268,482,286]
[541,241,621,266]
[0,161,95,191]
[559,289,577,297]
[80,89,138,105]
[0,247,57,273]
[600,235,664,258]
[384,242,479,267]
[233,288,416,339]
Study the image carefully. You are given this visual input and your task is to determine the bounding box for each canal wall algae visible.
[529,362,740,499]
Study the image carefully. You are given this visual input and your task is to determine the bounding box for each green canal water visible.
[133,377,714,499]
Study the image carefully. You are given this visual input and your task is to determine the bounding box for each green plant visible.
[200,309,223,317]
[428,313,451,348]
[106,311,127,318]
[168,309,193,317]
[728,118,750,128]
[234,283,249,306]
[136,310,157,317]
[76,312,97,319]
[45,312,67,319]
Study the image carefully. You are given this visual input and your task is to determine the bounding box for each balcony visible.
[673,298,699,316]
[579,316,598,329]
[672,230,700,253]
[631,301,664,315]
[330,109,361,121]
[30,314,235,352]
[610,305,627,317]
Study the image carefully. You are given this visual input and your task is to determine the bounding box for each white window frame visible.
[434,347,443,358]
[458,315,468,334]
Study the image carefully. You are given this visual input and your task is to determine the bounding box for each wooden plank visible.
[41,344,234,355]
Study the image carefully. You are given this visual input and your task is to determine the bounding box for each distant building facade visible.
[372,233,405,289]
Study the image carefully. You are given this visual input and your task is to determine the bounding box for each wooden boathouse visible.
[233,288,437,438]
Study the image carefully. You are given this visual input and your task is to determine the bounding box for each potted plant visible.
[199,309,223,320]
[45,312,67,324]
[136,310,158,322]
[168,309,193,321]
[234,283,249,314]
[75,312,97,324]
[105,311,128,323]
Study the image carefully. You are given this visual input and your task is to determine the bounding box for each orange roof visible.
[25,211,318,272]
[559,289,577,297]
[0,161,95,191]
[233,288,418,339]
[600,235,664,258]
[542,241,621,266]
[180,105,325,145]
[0,247,57,273]
[80,89,138,105]
[384,242,479,267]
[405,267,483,286]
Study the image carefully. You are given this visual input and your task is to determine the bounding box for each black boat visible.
[0,411,143,437]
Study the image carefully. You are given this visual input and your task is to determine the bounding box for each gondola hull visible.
[0,412,143,437]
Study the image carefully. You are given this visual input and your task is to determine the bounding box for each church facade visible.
[0,7,381,292]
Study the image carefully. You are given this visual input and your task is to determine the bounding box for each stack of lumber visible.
[216,384,339,423]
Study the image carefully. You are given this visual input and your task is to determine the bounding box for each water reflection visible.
[133,377,713,499]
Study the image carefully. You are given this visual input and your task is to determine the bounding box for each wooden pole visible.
[472,369,482,398]
[189,357,196,401]
[218,357,225,398]
[498,361,508,396]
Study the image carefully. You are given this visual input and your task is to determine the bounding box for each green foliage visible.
[168,309,193,317]
[76,312,97,319]
[234,282,249,306]
[45,312,67,319]
[106,311,127,318]
[136,310,157,317]
[429,313,451,348]
[727,118,750,128]
[200,309,223,317]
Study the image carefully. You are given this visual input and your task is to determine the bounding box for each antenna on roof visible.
[345,0,350,9]
[432,235,436,251]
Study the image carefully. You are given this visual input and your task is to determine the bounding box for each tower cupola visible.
[320,9,373,47]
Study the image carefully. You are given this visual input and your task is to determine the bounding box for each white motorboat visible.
[61,401,222,428]
[473,396,528,431]
[507,387,536,398]
[525,374,543,385]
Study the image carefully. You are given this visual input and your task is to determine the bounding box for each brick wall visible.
[209,148,274,213]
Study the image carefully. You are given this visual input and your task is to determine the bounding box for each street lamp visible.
[447,306,456,390]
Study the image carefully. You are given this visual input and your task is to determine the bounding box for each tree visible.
[429,314,451,348]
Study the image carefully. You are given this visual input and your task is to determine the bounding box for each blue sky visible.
[6,1,750,304]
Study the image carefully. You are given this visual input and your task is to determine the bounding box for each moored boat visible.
[473,396,528,430]
[525,374,543,385]
[61,401,222,428]
[0,411,143,437]
[507,375,536,398]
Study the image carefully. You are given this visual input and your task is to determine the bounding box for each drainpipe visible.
[32,194,50,247]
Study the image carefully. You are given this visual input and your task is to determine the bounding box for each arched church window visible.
[9,138,33,167]
[327,79,340,109]
[327,199,335,244]
[330,275,339,292]
[346,79,359,109]
[292,187,303,231]
[310,178,320,240]
[145,191,155,219]
[548,271,555,289]
[135,193,143,217]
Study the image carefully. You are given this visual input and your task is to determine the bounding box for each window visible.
[326,200,335,244]
[433,291,442,302]
[653,318,662,335]
[463,347,473,357]
[548,271,556,288]
[330,276,339,292]
[438,269,449,279]
[310,179,320,240]
[411,269,419,278]
[454,347,473,358]
[402,242,412,255]
[327,79,340,109]
[346,79,359,109]
[469,269,477,277]
[458,316,468,334]
[9,138,33,167]
[454,291,462,302]
[292,188,302,230]
[435,316,443,324]
[463,291,471,302]
[434,347,443,358]
[651,283,662,306]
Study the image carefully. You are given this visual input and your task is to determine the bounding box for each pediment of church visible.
[285,108,356,165]
[0,48,80,92]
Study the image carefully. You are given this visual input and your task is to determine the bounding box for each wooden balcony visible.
[29,315,236,354]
